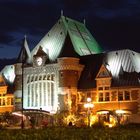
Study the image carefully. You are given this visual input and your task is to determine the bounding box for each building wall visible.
[13,56,140,124]
[57,57,84,112]
[23,64,58,113]
[0,86,14,113]
[59,70,78,87]
[78,87,140,124]
[13,57,84,114]
[92,101,138,114]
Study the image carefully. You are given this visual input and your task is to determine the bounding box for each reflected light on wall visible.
[12,112,26,120]
[1,65,15,83]
[107,55,121,78]
[96,111,109,115]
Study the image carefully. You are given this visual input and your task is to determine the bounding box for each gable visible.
[96,64,112,79]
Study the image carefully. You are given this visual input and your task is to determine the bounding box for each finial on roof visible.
[61,10,63,16]
[83,18,86,25]
[24,34,27,40]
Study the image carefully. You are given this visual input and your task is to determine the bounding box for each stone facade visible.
[14,57,84,114]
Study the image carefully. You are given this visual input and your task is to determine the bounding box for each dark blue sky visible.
[0,0,140,58]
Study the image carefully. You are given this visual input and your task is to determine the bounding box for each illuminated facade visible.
[78,50,140,123]
[1,16,140,124]
[0,74,14,113]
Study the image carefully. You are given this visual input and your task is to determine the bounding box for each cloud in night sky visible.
[0,0,140,58]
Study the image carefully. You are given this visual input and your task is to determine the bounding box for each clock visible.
[36,57,43,66]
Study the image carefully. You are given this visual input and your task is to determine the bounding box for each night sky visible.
[0,0,140,59]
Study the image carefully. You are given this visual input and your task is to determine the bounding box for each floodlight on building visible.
[84,103,94,108]
[96,110,109,115]
[115,110,125,114]
[115,110,132,115]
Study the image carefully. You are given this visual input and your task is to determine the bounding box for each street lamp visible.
[84,97,94,127]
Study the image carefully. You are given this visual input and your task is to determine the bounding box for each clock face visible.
[36,57,43,66]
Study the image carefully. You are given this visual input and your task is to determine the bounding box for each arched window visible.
[7,98,11,105]
[44,82,46,106]
[31,84,34,106]
[31,76,34,82]
[27,76,30,83]
[39,75,42,80]
[43,75,47,80]
[35,75,38,81]
[51,74,55,81]
[47,75,51,80]
[35,83,38,107]
[3,99,5,106]
[27,85,30,107]
[47,74,55,107]
[39,82,42,106]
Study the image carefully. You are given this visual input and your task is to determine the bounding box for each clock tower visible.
[33,46,49,67]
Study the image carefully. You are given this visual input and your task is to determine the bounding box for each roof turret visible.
[17,35,31,64]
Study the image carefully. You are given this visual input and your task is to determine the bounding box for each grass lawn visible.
[0,126,140,140]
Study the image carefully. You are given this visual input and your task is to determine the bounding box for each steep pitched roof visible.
[61,16,102,55]
[104,49,140,87]
[58,33,79,58]
[0,65,15,84]
[17,36,31,64]
[78,49,140,89]
[31,16,102,61]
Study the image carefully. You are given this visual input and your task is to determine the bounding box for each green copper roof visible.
[31,16,103,61]
[61,16,102,55]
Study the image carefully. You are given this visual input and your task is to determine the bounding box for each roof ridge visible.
[61,15,85,26]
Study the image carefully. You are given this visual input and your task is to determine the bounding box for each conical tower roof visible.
[17,36,31,64]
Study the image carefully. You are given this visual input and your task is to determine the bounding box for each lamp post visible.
[84,97,94,127]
